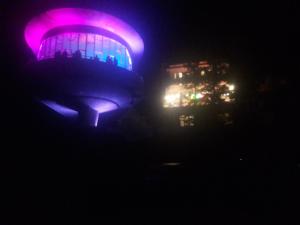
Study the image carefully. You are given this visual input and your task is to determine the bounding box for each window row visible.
[37,32,132,70]
[179,114,195,127]
[172,69,211,79]
[163,83,213,108]
[163,81,235,108]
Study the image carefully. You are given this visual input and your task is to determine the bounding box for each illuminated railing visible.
[37,32,133,71]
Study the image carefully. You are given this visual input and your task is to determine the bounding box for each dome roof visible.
[24,8,144,61]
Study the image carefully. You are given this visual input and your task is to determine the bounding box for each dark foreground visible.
[1,90,298,225]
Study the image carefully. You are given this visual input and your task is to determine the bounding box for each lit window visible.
[70,33,79,55]
[220,93,235,103]
[86,33,95,59]
[37,32,133,70]
[87,33,94,42]
[62,33,71,54]
[179,115,195,127]
[56,35,63,53]
[178,72,183,78]
[119,46,126,68]
[79,33,87,57]
[218,112,233,125]
[228,84,235,91]
[163,82,213,108]
[163,92,180,108]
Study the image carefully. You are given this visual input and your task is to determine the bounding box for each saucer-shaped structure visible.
[24,8,144,126]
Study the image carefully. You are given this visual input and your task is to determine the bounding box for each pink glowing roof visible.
[24,8,144,60]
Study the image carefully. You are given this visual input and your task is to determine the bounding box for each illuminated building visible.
[162,60,236,128]
[24,8,144,127]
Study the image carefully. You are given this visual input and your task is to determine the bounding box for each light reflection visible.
[41,100,78,117]
[82,98,118,113]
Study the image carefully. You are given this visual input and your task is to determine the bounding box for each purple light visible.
[94,112,100,127]
[82,98,118,113]
[24,8,144,61]
[41,100,78,117]
[81,98,118,127]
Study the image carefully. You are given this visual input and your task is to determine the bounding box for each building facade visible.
[24,8,144,127]
[162,60,236,129]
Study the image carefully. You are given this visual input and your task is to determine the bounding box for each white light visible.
[196,93,204,99]
[178,72,183,78]
[37,42,43,59]
[229,84,235,91]
[126,49,132,65]
[164,93,180,103]
[94,112,100,127]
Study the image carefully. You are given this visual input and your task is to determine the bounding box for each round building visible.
[24,8,144,126]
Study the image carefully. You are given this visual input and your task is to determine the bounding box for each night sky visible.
[1,1,298,225]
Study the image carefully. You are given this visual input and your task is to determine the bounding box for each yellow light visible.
[164,93,180,104]
[229,84,235,91]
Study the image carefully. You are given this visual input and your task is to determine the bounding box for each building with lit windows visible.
[162,60,236,128]
[24,8,144,127]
